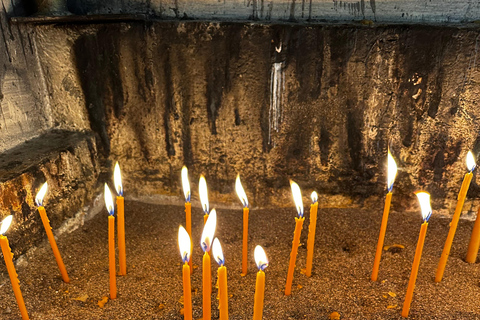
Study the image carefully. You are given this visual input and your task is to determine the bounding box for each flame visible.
[235,174,249,207]
[466,151,476,172]
[254,245,268,271]
[199,175,209,214]
[200,208,217,252]
[290,180,304,218]
[181,166,191,202]
[311,191,318,204]
[178,226,191,263]
[114,162,123,196]
[35,182,48,207]
[104,184,115,216]
[387,148,398,191]
[212,238,225,266]
[0,215,13,235]
[415,191,432,222]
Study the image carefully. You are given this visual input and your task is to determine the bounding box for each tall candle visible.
[182,166,193,271]
[178,226,192,320]
[212,238,228,320]
[253,245,268,320]
[435,151,475,282]
[199,175,209,226]
[201,209,217,320]
[466,207,480,263]
[0,216,29,320]
[235,174,249,276]
[35,182,70,283]
[305,191,318,277]
[114,162,127,276]
[285,181,305,296]
[105,184,117,300]
[402,192,431,318]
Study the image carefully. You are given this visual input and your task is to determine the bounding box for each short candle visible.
[253,245,268,320]
[201,209,217,320]
[305,191,318,278]
[178,226,192,320]
[212,238,228,320]
[104,184,117,300]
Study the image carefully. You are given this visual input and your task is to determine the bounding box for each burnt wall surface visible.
[29,20,480,213]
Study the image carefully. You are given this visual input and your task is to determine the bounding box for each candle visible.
[305,191,318,277]
[178,226,192,320]
[104,184,117,300]
[435,151,476,282]
[35,182,70,283]
[114,162,126,276]
[201,209,217,320]
[371,149,398,281]
[253,245,268,320]
[199,175,209,225]
[285,180,305,296]
[235,174,249,276]
[212,238,228,320]
[466,207,480,263]
[182,166,193,271]
[401,191,432,318]
[0,216,29,320]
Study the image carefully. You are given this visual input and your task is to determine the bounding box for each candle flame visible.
[178,226,191,263]
[254,245,268,271]
[35,182,48,207]
[104,184,115,216]
[466,151,476,172]
[199,175,209,214]
[0,215,13,235]
[415,191,432,222]
[290,180,304,218]
[181,166,191,202]
[311,191,318,204]
[387,148,398,192]
[114,162,123,196]
[235,174,249,207]
[200,208,217,252]
[212,238,225,266]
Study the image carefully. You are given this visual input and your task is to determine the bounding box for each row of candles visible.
[0,149,480,319]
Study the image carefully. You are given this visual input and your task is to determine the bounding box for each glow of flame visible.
[387,148,398,191]
[466,151,476,172]
[114,162,123,196]
[178,226,191,263]
[35,182,48,207]
[200,208,217,252]
[290,180,304,218]
[311,191,318,204]
[235,174,249,207]
[181,166,191,202]
[199,175,209,214]
[104,184,115,216]
[254,245,268,271]
[415,191,432,222]
[0,215,13,235]
[212,238,225,266]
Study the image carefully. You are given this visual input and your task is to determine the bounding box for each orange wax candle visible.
[253,245,268,320]
[305,192,318,278]
[117,196,126,276]
[242,207,249,276]
[38,206,70,283]
[204,214,208,225]
[109,215,117,299]
[0,230,29,320]
[185,202,192,270]
[218,265,228,320]
[466,207,480,263]
[285,216,304,295]
[203,251,211,320]
[371,192,392,281]
[435,171,473,282]
[183,262,192,320]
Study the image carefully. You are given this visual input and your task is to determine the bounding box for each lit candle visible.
[178,226,192,320]
[371,149,398,281]
[35,182,70,283]
[285,180,305,296]
[199,175,209,225]
[201,209,217,320]
[465,206,480,263]
[401,191,432,318]
[305,191,318,277]
[212,238,228,320]
[253,245,268,320]
[435,151,476,282]
[235,174,249,276]
[0,216,29,320]
[104,184,117,300]
[114,162,126,276]
[182,166,193,271]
